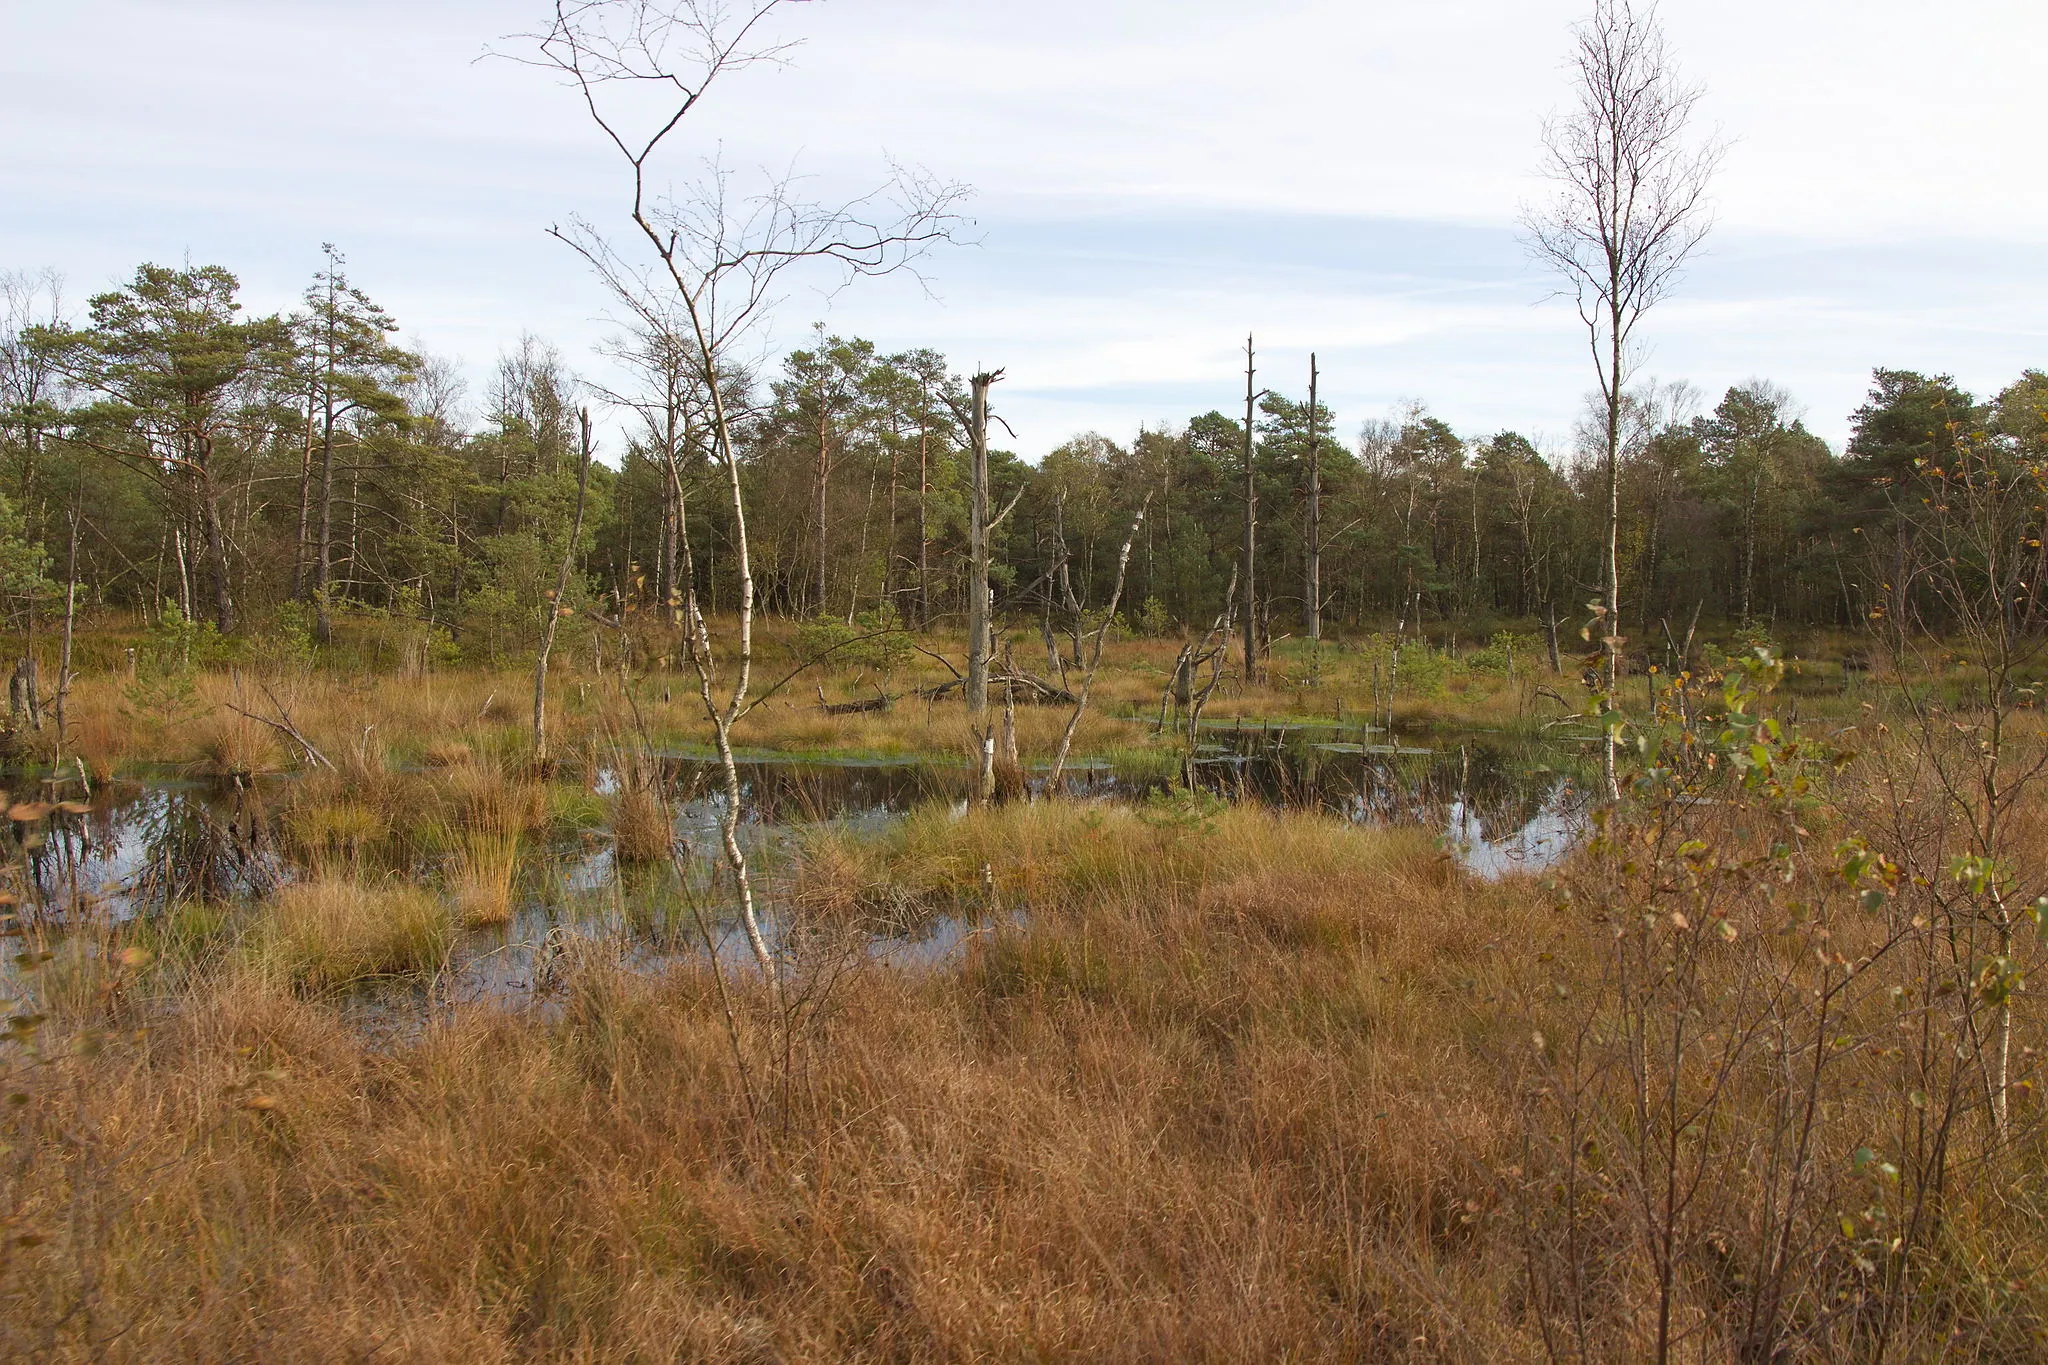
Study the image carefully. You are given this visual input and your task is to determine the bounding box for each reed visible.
[282,799,388,874]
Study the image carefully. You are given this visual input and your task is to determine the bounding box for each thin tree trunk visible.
[53,506,77,769]
[814,405,831,616]
[1241,335,1259,683]
[1304,353,1321,640]
[292,387,315,601]
[884,428,900,615]
[315,278,338,645]
[1602,302,1623,800]
[197,464,235,634]
[1049,497,1148,790]
[686,333,772,986]
[533,410,593,767]
[917,412,931,628]
[967,372,998,804]
[173,526,192,624]
[1741,469,1760,622]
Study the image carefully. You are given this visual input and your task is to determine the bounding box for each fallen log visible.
[916,668,1077,706]
[816,684,893,716]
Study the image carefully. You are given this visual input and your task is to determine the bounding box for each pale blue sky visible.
[5,0,2045,457]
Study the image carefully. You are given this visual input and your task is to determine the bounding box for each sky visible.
[4,0,2045,460]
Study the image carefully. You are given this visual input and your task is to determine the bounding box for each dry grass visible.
[29,615,1889,786]
[450,823,523,926]
[3,624,2027,1358]
[283,799,389,873]
[610,782,672,864]
[253,878,453,988]
[423,739,474,768]
[5,772,2048,1358]
[184,708,285,777]
[436,758,542,926]
[0,806,1540,1358]
[0,807,1537,1362]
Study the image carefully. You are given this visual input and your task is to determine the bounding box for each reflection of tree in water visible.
[1195,732,1591,834]
[657,758,959,832]
[119,782,280,912]
[3,783,274,923]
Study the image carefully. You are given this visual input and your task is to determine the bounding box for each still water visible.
[4,726,1586,1012]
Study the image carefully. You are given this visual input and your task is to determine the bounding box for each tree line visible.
[0,257,2036,665]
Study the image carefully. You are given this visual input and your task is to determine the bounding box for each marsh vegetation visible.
[4,0,2047,1357]
[0,611,2038,1361]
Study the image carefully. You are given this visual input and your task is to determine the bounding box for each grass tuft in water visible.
[255,879,452,987]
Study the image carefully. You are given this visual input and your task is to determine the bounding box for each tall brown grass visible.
[609,782,672,864]
[450,822,523,926]
[3,628,2031,1359]
[0,805,1536,1361]
[185,709,284,777]
[438,758,542,926]
[5,769,2047,1359]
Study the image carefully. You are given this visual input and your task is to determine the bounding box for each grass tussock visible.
[283,798,389,873]
[609,782,671,864]
[450,823,522,926]
[185,708,284,777]
[422,739,473,769]
[434,758,540,926]
[254,878,452,988]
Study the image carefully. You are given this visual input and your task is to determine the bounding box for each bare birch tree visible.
[513,0,966,983]
[1522,0,1720,798]
[1303,353,1322,641]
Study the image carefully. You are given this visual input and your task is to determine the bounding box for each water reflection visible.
[5,726,1586,1016]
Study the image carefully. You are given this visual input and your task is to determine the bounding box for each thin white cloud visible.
[4,0,2045,459]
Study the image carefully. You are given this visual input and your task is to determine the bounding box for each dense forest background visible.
[0,257,2032,668]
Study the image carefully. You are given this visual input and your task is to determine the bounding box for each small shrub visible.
[1129,596,1173,638]
[142,603,241,674]
[1391,641,1455,698]
[1466,631,1533,678]
[794,605,912,674]
[253,601,317,671]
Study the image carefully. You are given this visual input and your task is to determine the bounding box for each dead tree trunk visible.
[967,370,1001,804]
[1304,353,1321,641]
[53,506,78,771]
[1049,496,1149,790]
[1241,335,1261,683]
